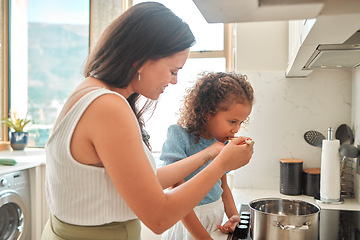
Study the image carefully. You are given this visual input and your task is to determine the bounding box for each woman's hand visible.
[216,136,254,172]
[217,215,240,233]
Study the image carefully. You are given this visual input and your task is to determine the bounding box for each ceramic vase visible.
[10,132,28,150]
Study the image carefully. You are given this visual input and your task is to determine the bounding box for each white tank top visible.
[45,87,156,225]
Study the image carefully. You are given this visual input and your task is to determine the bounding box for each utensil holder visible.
[341,157,354,198]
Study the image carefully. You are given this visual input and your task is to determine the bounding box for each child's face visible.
[203,102,252,143]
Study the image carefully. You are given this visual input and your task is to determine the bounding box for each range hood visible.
[286,13,360,77]
[192,0,360,77]
[303,31,360,70]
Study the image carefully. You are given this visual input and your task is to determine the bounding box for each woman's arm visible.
[218,175,240,233]
[156,142,224,189]
[78,95,253,234]
[182,210,213,240]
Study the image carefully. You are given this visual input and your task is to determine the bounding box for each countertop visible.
[0,148,45,175]
[232,188,360,211]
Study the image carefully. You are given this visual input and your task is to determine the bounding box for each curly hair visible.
[177,72,254,143]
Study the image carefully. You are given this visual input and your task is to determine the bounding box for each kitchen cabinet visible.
[29,164,49,240]
[287,19,315,77]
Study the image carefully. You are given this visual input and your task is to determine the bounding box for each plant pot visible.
[10,132,28,150]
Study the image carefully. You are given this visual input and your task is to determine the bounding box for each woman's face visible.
[203,102,252,143]
[132,48,190,100]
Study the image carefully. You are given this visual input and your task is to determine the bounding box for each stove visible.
[229,204,360,240]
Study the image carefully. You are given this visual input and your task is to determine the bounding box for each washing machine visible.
[0,169,31,240]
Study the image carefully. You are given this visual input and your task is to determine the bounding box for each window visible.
[9,0,90,147]
[5,0,233,151]
[131,0,233,152]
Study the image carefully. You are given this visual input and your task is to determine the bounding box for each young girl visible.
[160,72,254,240]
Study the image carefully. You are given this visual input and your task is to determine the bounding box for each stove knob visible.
[234,224,248,239]
[241,211,250,216]
[240,219,249,226]
[0,178,7,186]
[240,215,250,224]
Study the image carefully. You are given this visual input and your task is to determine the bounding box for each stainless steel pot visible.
[249,198,320,240]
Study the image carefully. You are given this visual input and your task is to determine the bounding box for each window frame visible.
[1,0,9,141]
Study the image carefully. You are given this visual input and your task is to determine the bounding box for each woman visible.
[42,2,254,240]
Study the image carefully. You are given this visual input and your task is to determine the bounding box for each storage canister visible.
[280,159,303,195]
[303,168,321,198]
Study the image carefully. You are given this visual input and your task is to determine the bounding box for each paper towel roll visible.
[320,139,341,202]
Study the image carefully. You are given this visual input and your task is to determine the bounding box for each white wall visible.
[235,21,288,71]
[234,21,354,194]
[352,68,360,200]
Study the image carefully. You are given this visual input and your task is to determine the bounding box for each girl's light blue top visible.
[160,124,224,206]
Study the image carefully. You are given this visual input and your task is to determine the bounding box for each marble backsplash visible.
[233,70,353,191]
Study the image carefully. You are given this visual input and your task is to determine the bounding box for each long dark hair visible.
[84,2,196,149]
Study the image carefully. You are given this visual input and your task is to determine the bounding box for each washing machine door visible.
[0,191,29,240]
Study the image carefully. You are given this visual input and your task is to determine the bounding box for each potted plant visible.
[2,110,32,150]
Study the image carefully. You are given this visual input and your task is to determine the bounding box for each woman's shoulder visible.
[90,88,129,107]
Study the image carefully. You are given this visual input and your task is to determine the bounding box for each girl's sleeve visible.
[160,124,189,166]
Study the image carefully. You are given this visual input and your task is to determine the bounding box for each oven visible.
[229,203,360,240]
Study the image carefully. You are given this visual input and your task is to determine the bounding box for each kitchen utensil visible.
[335,124,354,145]
[249,198,320,240]
[304,130,325,147]
[339,144,359,158]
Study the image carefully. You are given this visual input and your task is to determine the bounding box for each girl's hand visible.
[217,215,240,233]
[216,136,254,172]
[203,142,226,164]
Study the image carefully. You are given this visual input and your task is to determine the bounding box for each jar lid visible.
[280,159,303,163]
[303,168,321,174]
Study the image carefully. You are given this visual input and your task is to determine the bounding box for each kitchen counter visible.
[0,148,45,175]
[232,188,360,211]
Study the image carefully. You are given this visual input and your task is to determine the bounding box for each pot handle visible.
[274,221,311,230]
